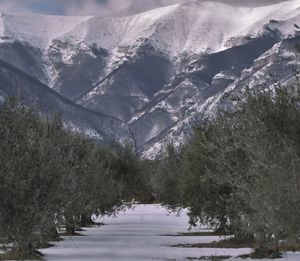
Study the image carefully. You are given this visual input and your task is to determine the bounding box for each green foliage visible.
[153,87,300,255]
[0,98,63,254]
[0,97,148,257]
[151,145,182,206]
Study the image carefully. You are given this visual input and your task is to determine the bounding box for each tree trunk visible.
[215,216,228,235]
[46,225,60,241]
[254,233,281,258]
[13,240,37,259]
[80,213,94,227]
[65,215,75,235]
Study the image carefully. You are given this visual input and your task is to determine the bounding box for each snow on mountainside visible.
[0,0,300,157]
[0,1,299,55]
[0,13,91,47]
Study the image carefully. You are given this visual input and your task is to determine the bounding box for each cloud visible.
[0,0,183,16]
[0,0,34,13]
[63,0,131,16]
[62,0,183,16]
[65,0,293,16]
[0,0,292,16]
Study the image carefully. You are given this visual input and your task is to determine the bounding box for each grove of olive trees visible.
[152,87,300,258]
[0,98,148,259]
[1,85,300,260]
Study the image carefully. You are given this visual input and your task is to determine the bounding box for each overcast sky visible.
[0,0,291,16]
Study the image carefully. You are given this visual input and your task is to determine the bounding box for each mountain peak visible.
[0,0,299,56]
[0,0,300,158]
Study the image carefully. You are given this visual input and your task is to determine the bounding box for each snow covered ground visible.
[39,204,300,261]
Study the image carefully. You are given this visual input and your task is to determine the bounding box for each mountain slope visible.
[0,59,131,143]
[0,0,300,156]
[1,1,299,55]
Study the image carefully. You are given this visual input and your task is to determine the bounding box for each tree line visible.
[151,87,300,258]
[0,98,151,259]
[1,85,300,259]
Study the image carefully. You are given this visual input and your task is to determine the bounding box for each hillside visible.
[0,0,299,156]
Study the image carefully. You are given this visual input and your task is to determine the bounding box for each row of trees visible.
[0,98,150,259]
[152,87,300,257]
[2,86,300,258]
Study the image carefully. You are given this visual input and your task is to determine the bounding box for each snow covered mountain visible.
[0,0,300,157]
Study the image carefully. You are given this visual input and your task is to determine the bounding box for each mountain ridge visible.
[0,58,131,143]
[0,0,300,157]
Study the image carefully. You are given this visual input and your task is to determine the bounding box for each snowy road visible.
[40,204,299,261]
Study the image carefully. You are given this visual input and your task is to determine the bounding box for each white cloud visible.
[0,0,35,13]
[63,0,182,16]
[0,0,183,16]
[0,0,292,16]
[63,0,131,16]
